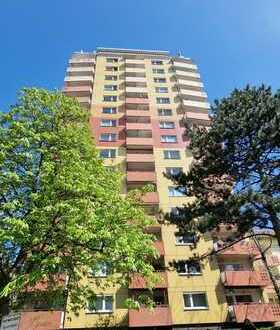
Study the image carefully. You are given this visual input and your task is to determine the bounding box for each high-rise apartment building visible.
[5,48,278,330]
[60,48,280,329]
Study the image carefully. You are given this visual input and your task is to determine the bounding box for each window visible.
[156,87,168,93]
[103,95,117,102]
[100,149,116,158]
[159,121,175,129]
[154,78,166,83]
[177,261,201,275]
[157,97,170,104]
[161,135,177,143]
[107,58,118,63]
[100,133,117,142]
[105,75,117,81]
[168,186,186,197]
[100,119,117,127]
[158,109,172,116]
[151,60,163,65]
[183,293,208,310]
[106,66,118,72]
[166,167,182,176]
[104,85,117,91]
[175,232,195,245]
[87,295,113,313]
[153,68,165,74]
[164,150,180,159]
[102,107,117,114]
[90,262,110,277]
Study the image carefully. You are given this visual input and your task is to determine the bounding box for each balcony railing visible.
[129,305,172,327]
[183,99,210,109]
[141,192,159,205]
[126,137,153,148]
[126,98,149,105]
[127,153,154,163]
[175,70,200,79]
[127,171,156,183]
[126,86,148,93]
[185,110,210,121]
[126,122,152,130]
[125,76,147,83]
[230,303,280,323]
[221,271,270,287]
[177,79,204,88]
[129,271,168,289]
[126,109,150,117]
[17,311,63,330]
[64,76,94,83]
[214,241,259,256]
[173,61,197,70]
[63,86,92,96]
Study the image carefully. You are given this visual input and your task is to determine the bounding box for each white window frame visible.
[175,233,195,245]
[105,75,118,81]
[100,149,116,158]
[152,68,165,74]
[168,186,185,197]
[156,87,168,93]
[90,262,110,278]
[183,292,208,310]
[166,167,182,176]
[154,78,166,83]
[103,95,117,102]
[99,133,117,142]
[161,135,177,143]
[151,60,163,65]
[177,261,201,276]
[100,119,117,127]
[157,97,170,104]
[164,150,180,159]
[107,58,118,63]
[159,121,175,129]
[87,295,113,313]
[158,109,172,116]
[104,85,117,91]
[102,107,117,114]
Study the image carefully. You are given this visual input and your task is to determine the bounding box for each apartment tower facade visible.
[60,48,280,330]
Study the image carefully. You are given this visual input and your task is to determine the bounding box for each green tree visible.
[0,88,156,317]
[168,85,280,245]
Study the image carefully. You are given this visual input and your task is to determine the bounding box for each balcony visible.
[129,305,172,327]
[221,271,270,287]
[126,86,148,93]
[185,111,210,121]
[63,86,92,96]
[230,303,280,323]
[126,98,149,105]
[126,122,152,130]
[126,67,146,73]
[127,153,154,163]
[126,109,150,117]
[183,99,210,109]
[173,61,197,70]
[141,192,159,205]
[126,59,145,65]
[177,79,204,88]
[180,89,207,98]
[69,57,95,64]
[129,272,168,289]
[64,76,94,83]
[175,70,200,79]
[18,311,62,330]
[127,171,156,183]
[126,76,146,83]
[67,66,94,73]
[154,240,165,256]
[126,137,153,148]
[214,241,259,256]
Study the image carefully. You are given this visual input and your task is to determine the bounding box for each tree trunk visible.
[0,296,10,320]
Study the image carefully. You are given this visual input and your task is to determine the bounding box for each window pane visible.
[192,294,207,307]
[105,296,113,311]
[183,294,192,308]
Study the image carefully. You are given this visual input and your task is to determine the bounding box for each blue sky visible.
[1,0,280,110]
